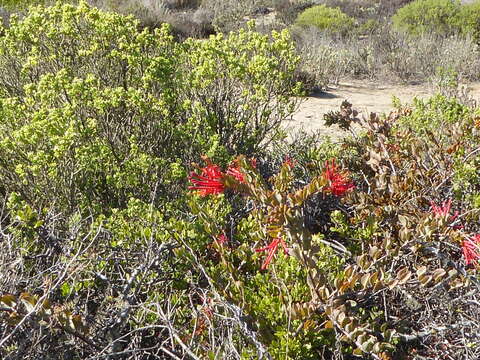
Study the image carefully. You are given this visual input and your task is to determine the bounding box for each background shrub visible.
[370,28,480,82]
[392,0,461,36]
[293,26,355,90]
[197,0,257,32]
[293,22,480,85]
[295,4,355,36]
[458,1,480,43]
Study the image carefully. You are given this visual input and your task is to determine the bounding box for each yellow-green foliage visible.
[295,5,355,35]
[1,0,47,10]
[458,1,480,41]
[392,0,461,36]
[0,1,301,216]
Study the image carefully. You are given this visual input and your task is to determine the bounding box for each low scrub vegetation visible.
[392,0,461,36]
[0,1,479,360]
[294,4,355,36]
[3,0,480,89]
[460,1,480,43]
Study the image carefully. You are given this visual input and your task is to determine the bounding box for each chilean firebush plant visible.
[1,2,480,360]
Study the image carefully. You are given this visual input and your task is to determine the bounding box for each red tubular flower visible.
[462,235,480,266]
[430,199,459,219]
[255,238,289,270]
[322,159,355,197]
[226,157,257,183]
[216,234,228,245]
[283,156,296,169]
[188,163,225,196]
[226,164,245,183]
[430,199,461,228]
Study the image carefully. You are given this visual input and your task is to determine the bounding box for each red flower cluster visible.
[322,159,355,196]
[189,159,249,196]
[255,237,289,270]
[430,199,462,229]
[188,163,225,196]
[430,199,459,220]
[462,235,480,266]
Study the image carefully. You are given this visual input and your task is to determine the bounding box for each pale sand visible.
[286,80,480,140]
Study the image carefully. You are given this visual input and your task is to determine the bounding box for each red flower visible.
[216,233,228,245]
[255,238,289,270]
[430,199,462,229]
[188,156,254,195]
[189,163,225,196]
[430,199,459,219]
[283,156,296,169]
[322,159,355,196]
[226,163,245,183]
[462,235,480,266]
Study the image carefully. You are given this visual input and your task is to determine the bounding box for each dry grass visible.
[293,24,480,90]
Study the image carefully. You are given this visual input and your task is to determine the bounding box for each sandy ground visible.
[286,80,480,140]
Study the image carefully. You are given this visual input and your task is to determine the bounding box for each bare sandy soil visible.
[286,80,480,140]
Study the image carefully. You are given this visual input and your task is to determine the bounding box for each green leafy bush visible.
[0,0,47,10]
[392,0,461,36]
[295,5,355,35]
[0,2,182,215]
[0,2,301,216]
[458,1,480,42]
[179,24,302,155]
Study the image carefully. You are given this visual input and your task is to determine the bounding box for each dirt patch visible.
[285,80,480,140]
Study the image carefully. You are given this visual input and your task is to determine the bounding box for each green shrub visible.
[392,0,461,36]
[178,24,302,155]
[0,2,182,214]
[295,5,355,35]
[396,93,472,133]
[0,2,301,216]
[458,1,480,42]
[0,0,47,10]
